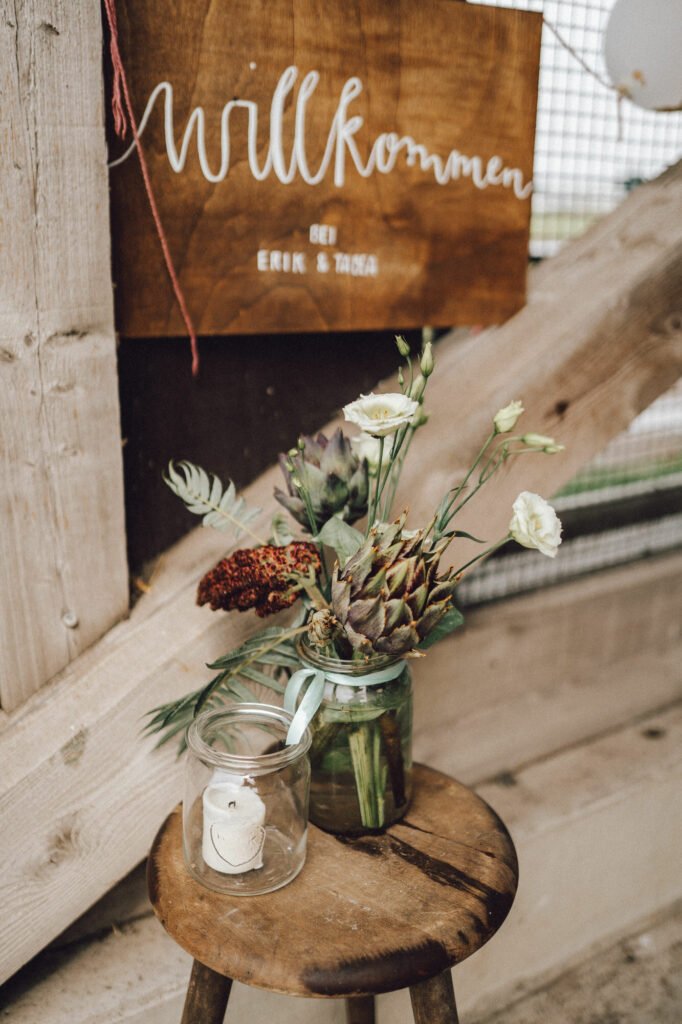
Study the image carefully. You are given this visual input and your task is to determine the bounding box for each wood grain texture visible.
[346,995,376,1024]
[0,162,680,981]
[394,162,682,565]
[3,703,681,1024]
[180,961,232,1024]
[455,703,682,1017]
[0,0,127,710]
[410,971,460,1024]
[109,0,541,335]
[1,550,678,989]
[412,551,682,783]
[148,765,518,998]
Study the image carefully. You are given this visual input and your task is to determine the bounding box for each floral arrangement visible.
[146,336,563,750]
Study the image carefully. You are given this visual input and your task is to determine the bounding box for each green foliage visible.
[144,625,302,751]
[316,516,364,566]
[270,510,294,546]
[164,460,261,540]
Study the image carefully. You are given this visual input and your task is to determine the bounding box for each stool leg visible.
[346,995,376,1024]
[180,959,233,1024]
[409,970,459,1024]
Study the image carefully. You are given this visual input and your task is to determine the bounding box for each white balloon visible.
[604,0,682,111]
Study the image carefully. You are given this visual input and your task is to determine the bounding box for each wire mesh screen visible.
[457,381,682,608]
[478,0,682,257]
[457,0,682,606]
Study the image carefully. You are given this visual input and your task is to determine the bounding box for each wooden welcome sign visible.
[109,0,541,336]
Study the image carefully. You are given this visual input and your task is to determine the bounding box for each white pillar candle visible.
[202,782,266,874]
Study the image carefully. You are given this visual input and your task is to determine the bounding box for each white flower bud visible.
[350,433,383,476]
[409,375,425,400]
[411,405,429,429]
[420,341,434,378]
[522,433,557,449]
[494,400,524,433]
[395,334,411,357]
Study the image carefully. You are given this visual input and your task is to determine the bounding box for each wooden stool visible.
[148,764,518,1024]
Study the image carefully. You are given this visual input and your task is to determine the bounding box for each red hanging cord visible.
[103,0,200,376]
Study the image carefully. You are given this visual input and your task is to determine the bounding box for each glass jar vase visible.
[291,639,413,835]
[183,704,311,895]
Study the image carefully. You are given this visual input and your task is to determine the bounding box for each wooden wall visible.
[0,1,128,711]
[1,0,681,990]
[118,332,406,572]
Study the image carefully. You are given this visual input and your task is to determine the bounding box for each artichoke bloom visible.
[331,515,458,657]
[275,429,369,532]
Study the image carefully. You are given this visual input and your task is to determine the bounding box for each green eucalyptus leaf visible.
[145,624,304,751]
[316,516,364,566]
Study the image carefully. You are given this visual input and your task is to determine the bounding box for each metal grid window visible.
[478,0,682,256]
[457,0,681,605]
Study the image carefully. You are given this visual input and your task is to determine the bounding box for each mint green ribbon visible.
[284,660,406,746]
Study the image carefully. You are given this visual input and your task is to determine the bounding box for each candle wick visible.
[228,800,237,809]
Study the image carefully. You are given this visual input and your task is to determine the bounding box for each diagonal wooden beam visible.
[0,162,680,983]
[396,160,682,560]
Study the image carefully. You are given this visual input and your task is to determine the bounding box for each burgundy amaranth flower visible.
[197,542,321,618]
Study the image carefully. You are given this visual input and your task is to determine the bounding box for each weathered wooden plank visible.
[451,703,682,1018]
[3,704,680,1023]
[0,159,680,979]
[413,550,682,782]
[395,163,682,562]
[0,546,679,986]
[0,1,128,710]
[110,0,540,335]
[149,767,517,997]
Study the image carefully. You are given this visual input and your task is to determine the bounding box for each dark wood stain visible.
[642,726,666,739]
[399,819,496,858]
[302,938,452,996]
[336,832,514,929]
[109,1,540,337]
[118,332,405,572]
[147,765,518,997]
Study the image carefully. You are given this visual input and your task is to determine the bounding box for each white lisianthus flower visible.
[350,432,383,476]
[343,392,419,438]
[522,433,564,453]
[509,492,563,558]
[494,400,524,433]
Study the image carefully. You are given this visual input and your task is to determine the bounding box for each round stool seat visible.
[148,764,518,999]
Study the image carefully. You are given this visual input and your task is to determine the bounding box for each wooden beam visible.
[454,703,682,1018]
[0,1,128,710]
[4,702,681,1023]
[0,160,680,981]
[0,548,679,985]
[396,161,682,561]
[413,551,682,783]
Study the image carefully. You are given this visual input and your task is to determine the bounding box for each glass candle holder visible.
[183,704,311,895]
